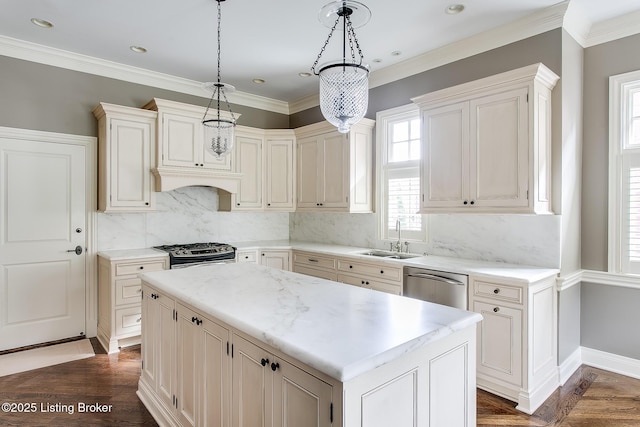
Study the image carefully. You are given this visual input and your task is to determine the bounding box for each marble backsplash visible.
[290,212,561,268]
[98,186,561,268]
[97,186,290,251]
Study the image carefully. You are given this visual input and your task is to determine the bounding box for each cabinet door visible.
[232,335,273,427]
[176,305,200,427]
[108,117,154,209]
[272,359,333,427]
[320,132,349,208]
[265,138,295,210]
[260,250,291,271]
[469,87,528,208]
[140,284,157,386]
[161,111,202,168]
[233,135,263,209]
[157,291,177,411]
[201,315,231,427]
[421,102,469,209]
[473,299,522,386]
[297,136,320,208]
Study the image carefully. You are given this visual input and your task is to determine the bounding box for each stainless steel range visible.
[153,242,236,269]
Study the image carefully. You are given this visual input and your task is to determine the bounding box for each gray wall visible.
[582,32,640,271]
[579,32,640,360]
[0,55,289,137]
[291,29,563,128]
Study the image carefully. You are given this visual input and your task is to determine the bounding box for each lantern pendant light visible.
[202,0,236,158]
[311,1,371,134]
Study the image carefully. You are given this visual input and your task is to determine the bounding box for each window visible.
[376,104,425,242]
[609,71,640,274]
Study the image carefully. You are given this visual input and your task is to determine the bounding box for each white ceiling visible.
[1,0,639,107]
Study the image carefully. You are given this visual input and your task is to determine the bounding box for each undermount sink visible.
[358,250,421,259]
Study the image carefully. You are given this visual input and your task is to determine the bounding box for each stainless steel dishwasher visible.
[403,266,468,309]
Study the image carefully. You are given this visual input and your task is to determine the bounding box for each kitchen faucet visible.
[393,219,402,252]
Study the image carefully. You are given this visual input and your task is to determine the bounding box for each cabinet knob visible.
[349,265,353,269]
[139,266,144,270]
[267,203,271,206]
[493,288,500,294]
[271,362,280,372]
[380,270,384,274]
[136,317,141,323]
[236,203,240,206]
[470,200,475,205]
[463,200,468,205]
[365,281,370,285]
[261,358,269,367]
[244,256,249,259]
[493,307,500,313]
[361,280,365,285]
[145,202,149,206]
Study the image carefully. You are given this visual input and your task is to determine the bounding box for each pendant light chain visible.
[311,16,341,75]
[216,0,221,119]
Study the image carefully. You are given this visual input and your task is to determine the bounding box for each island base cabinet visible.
[232,334,333,427]
[343,326,477,427]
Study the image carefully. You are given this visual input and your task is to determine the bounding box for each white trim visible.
[555,269,583,291]
[558,347,583,385]
[0,126,98,339]
[608,70,640,274]
[0,35,290,115]
[584,10,640,48]
[556,268,640,290]
[582,347,640,380]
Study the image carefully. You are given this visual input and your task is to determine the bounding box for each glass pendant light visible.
[311,1,371,134]
[202,0,236,158]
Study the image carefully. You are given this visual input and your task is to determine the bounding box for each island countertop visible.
[141,262,482,382]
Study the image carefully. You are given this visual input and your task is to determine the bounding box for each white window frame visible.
[376,103,426,243]
[609,69,640,274]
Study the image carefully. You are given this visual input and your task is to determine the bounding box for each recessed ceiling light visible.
[130,46,147,53]
[30,18,53,28]
[445,4,465,14]
[252,78,266,84]
[298,72,312,78]
[372,58,382,63]
[391,51,402,56]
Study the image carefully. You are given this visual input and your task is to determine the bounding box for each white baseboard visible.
[558,347,582,385]
[581,347,640,380]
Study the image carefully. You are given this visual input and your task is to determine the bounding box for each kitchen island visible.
[137,262,482,427]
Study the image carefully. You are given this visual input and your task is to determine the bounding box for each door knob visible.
[67,246,83,255]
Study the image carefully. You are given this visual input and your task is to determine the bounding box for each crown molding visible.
[584,9,640,48]
[289,92,320,115]
[0,35,290,115]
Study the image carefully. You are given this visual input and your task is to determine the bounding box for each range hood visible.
[152,167,242,193]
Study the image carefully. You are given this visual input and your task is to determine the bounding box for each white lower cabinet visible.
[260,249,291,271]
[232,334,333,427]
[469,274,557,414]
[292,251,338,281]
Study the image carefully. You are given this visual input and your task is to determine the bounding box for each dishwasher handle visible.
[405,273,465,286]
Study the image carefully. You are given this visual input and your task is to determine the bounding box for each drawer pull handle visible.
[137,288,142,293]
[493,307,500,313]
[308,259,319,263]
[493,288,500,294]
[136,317,141,323]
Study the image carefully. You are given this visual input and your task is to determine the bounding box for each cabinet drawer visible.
[115,306,142,337]
[293,264,338,282]
[473,280,523,305]
[293,252,336,270]
[337,273,402,295]
[236,250,258,263]
[115,277,142,306]
[337,259,402,281]
[115,260,166,277]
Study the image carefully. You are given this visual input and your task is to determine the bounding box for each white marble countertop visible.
[97,247,168,261]
[231,240,558,283]
[141,262,482,382]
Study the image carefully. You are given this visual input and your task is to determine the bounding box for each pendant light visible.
[311,1,371,134]
[202,0,236,158]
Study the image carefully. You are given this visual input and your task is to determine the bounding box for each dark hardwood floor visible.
[0,338,638,426]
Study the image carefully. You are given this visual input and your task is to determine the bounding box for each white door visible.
[0,136,87,351]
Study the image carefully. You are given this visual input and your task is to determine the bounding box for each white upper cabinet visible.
[413,63,558,214]
[93,103,157,212]
[143,98,241,193]
[295,119,374,213]
[219,128,296,212]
